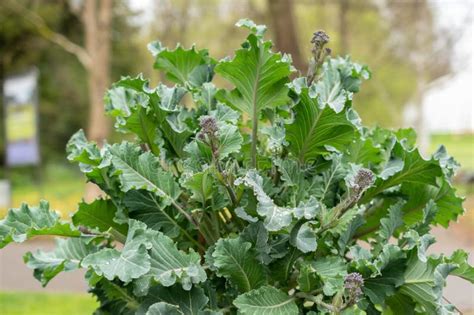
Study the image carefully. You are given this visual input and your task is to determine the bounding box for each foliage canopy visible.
[0,19,472,314]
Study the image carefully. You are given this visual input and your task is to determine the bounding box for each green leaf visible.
[373,201,404,252]
[297,262,319,292]
[0,201,80,249]
[363,142,442,201]
[109,142,181,205]
[215,25,292,166]
[312,256,347,296]
[24,237,98,286]
[344,137,383,167]
[286,86,357,163]
[145,232,207,290]
[397,253,448,314]
[82,220,154,282]
[233,285,298,315]
[290,221,317,253]
[153,44,215,88]
[72,199,128,235]
[139,285,209,315]
[235,170,293,231]
[123,190,182,238]
[182,169,213,205]
[215,31,291,118]
[146,302,183,315]
[445,249,474,283]
[269,247,301,282]
[211,237,266,292]
[66,129,103,168]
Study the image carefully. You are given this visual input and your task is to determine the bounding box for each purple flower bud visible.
[354,168,374,191]
[344,272,364,303]
[199,116,218,137]
[311,30,330,47]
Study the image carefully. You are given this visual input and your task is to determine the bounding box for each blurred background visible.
[0,0,472,314]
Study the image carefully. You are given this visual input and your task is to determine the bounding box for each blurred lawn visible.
[0,291,98,315]
[430,133,474,170]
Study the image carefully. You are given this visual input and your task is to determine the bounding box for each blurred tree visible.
[4,0,113,144]
[382,0,460,152]
[267,0,305,72]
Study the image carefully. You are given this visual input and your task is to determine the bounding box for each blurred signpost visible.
[1,69,41,208]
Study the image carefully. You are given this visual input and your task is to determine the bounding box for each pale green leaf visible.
[145,232,207,290]
[146,302,183,315]
[24,237,98,286]
[235,170,293,231]
[0,201,80,249]
[108,142,181,205]
[81,220,154,282]
[233,285,298,315]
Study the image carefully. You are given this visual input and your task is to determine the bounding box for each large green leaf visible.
[82,220,154,282]
[72,199,128,236]
[312,256,347,296]
[151,42,215,88]
[233,285,298,315]
[363,142,442,201]
[0,201,80,248]
[123,190,182,238]
[215,22,291,118]
[24,237,98,286]
[286,86,357,163]
[108,142,181,206]
[144,232,207,290]
[215,20,292,166]
[139,285,209,315]
[211,237,266,292]
[396,250,457,314]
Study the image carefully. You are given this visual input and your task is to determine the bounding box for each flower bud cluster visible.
[344,272,364,305]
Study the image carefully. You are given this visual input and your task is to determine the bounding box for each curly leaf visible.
[0,201,80,249]
[145,232,207,290]
[24,237,98,286]
[235,170,293,231]
[109,142,181,205]
[81,220,154,282]
[152,43,215,88]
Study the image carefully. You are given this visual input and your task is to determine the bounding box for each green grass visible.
[430,133,474,171]
[0,292,98,315]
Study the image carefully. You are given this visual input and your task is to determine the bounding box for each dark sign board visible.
[3,69,40,166]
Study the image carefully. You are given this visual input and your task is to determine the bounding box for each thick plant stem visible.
[251,102,258,168]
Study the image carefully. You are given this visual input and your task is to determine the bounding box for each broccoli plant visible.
[1,20,472,314]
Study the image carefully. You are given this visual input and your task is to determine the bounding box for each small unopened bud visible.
[354,168,374,191]
[311,30,330,47]
[199,116,218,137]
[344,272,364,304]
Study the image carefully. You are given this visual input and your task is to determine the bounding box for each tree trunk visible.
[267,0,305,72]
[83,0,111,144]
[83,0,112,201]
[338,0,349,54]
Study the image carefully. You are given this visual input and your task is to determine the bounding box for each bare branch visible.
[3,0,91,69]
